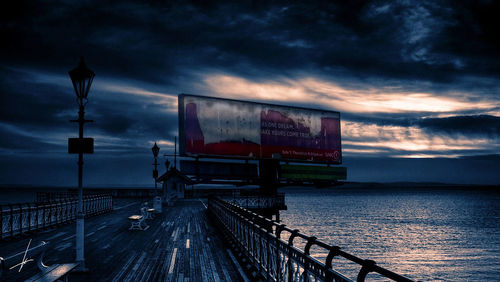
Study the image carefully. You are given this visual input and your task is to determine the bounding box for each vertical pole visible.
[174,136,177,169]
[0,205,3,239]
[76,103,85,269]
[9,204,13,238]
[154,156,158,195]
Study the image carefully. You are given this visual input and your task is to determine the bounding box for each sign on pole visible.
[68,138,94,154]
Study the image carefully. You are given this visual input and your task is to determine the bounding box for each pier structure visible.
[209,197,414,282]
[0,198,241,281]
[1,195,415,281]
[160,158,288,221]
[0,194,112,240]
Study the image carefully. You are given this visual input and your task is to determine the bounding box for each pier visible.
[0,195,416,281]
[0,198,241,281]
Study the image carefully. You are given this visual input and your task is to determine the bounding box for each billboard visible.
[179,94,342,163]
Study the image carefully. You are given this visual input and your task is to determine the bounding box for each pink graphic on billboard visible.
[184,102,260,157]
[260,110,340,161]
[185,103,204,153]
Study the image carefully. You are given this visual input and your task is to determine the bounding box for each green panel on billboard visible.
[280,164,347,180]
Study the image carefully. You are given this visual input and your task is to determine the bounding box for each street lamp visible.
[69,57,95,270]
[152,142,160,194]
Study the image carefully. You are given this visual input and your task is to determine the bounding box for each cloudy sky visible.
[1,0,499,186]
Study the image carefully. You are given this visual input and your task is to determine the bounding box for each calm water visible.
[280,188,500,281]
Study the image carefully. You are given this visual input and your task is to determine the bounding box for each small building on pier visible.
[157,167,193,206]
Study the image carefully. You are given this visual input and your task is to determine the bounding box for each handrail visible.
[208,197,414,282]
[1,194,113,240]
[226,193,286,210]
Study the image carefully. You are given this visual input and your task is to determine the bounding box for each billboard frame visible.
[178,93,342,164]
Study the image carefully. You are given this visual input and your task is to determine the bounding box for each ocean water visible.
[279,188,500,281]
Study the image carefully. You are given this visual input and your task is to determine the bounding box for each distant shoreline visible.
[1,182,498,191]
[279,182,500,192]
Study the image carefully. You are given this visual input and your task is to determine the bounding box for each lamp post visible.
[152,142,160,194]
[69,57,95,270]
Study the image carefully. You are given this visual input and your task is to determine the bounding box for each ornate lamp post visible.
[69,57,95,270]
[152,142,160,194]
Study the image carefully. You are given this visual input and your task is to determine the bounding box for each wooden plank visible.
[0,199,241,282]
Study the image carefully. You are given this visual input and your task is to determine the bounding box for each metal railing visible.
[1,194,113,240]
[225,193,286,210]
[208,197,414,282]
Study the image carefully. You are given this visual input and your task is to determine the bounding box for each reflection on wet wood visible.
[0,199,239,281]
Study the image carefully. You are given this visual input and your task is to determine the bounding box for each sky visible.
[1,0,500,186]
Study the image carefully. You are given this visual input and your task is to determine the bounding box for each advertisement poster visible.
[179,94,341,163]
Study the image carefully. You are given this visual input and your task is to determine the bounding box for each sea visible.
[279,186,500,281]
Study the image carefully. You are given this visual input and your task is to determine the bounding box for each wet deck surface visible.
[0,199,241,281]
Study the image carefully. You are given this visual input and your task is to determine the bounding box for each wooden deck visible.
[0,199,242,281]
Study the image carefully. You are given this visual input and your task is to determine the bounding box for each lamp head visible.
[69,57,95,104]
[152,142,160,157]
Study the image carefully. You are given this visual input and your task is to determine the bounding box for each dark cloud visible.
[417,115,500,137]
[2,0,499,88]
[341,113,500,139]
[343,113,413,127]
[1,0,500,185]
[88,96,178,142]
[0,124,44,151]
[0,65,178,155]
[0,67,74,129]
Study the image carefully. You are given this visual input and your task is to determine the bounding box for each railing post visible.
[64,198,69,221]
[35,203,39,231]
[17,204,22,235]
[88,196,91,216]
[304,236,316,255]
[287,229,299,282]
[266,228,271,280]
[303,236,317,281]
[275,224,285,239]
[43,201,48,228]
[46,200,50,227]
[29,203,33,232]
[73,198,77,220]
[9,204,13,238]
[56,200,61,225]
[357,259,376,282]
[50,199,55,227]
[275,224,285,280]
[39,202,43,229]
[324,246,341,282]
[18,203,23,235]
[61,198,67,223]
[26,203,31,233]
[66,198,70,221]
[23,203,29,234]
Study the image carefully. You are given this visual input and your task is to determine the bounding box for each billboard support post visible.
[259,159,279,195]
